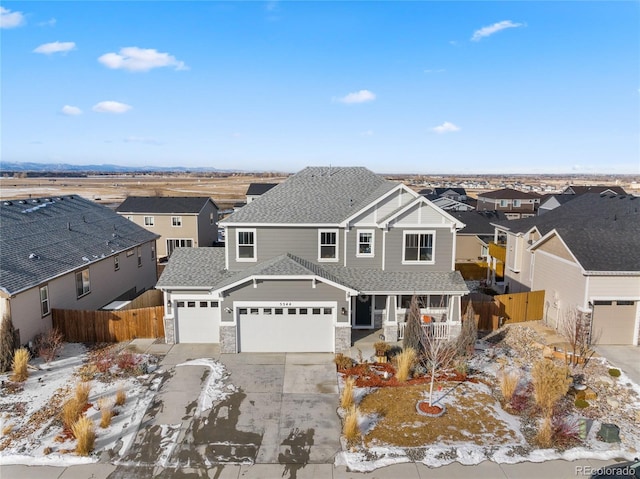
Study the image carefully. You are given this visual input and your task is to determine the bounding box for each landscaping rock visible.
[606,398,619,409]
[584,388,598,400]
[597,375,614,386]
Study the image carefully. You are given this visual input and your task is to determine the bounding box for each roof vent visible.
[31,199,40,203]
[56,197,64,201]
[29,253,39,260]
[19,200,26,204]
[2,201,12,206]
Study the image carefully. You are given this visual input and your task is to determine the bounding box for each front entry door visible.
[354,295,373,328]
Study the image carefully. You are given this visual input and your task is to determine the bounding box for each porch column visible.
[383,295,398,342]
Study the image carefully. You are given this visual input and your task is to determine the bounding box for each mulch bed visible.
[339,363,474,388]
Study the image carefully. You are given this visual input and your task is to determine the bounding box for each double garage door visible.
[237,303,335,353]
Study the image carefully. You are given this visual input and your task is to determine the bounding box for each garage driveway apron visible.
[108,346,341,477]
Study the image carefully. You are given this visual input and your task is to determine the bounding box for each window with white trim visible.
[499,200,507,207]
[75,269,90,298]
[236,229,256,261]
[114,255,120,271]
[403,231,434,263]
[40,285,50,316]
[319,229,338,261]
[513,199,521,207]
[144,216,155,226]
[357,230,374,257]
[171,216,182,227]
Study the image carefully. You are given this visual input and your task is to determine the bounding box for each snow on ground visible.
[176,359,237,415]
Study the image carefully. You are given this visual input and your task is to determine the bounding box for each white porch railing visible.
[397,321,461,341]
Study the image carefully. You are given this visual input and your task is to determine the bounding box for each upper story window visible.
[75,269,91,298]
[403,231,434,264]
[137,246,142,267]
[319,230,338,262]
[357,230,374,257]
[237,229,256,261]
[40,285,50,317]
[171,216,182,227]
[499,200,508,207]
[144,216,155,226]
[513,199,521,207]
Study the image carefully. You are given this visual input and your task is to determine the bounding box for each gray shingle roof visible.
[1,195,159,295]
[156,247,468,294]
[246,183,278,196]
[478,188,540,200]
[223,167,397,224]
[495,194,640,272]
[116,196,217,214]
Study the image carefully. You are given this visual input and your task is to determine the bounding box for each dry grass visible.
[2,423,13,436]
[61,398,85,431]
[358,383,519,448]
[97,398,113,429]
[536,415,553,447]
[75,382,91,405]
[114,386,126,407]
[342,406,360,444]
[499,369,521,402]
[531,359,571,412]
[71,416,95,456]
[340,377,355,410]
[394,348,417,382]
[11,348,30,382]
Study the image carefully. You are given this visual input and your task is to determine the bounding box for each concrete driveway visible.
[107,345,341,478]
[594,345,640,385]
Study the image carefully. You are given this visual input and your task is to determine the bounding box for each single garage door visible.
[238,305,335,352]
[175,300,220,343]
[591,301,637,345]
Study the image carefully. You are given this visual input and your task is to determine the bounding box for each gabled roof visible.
[246,183,278,196]
[434,187,467,196]
[449,210,507,234]
[1,195,159,296]
[494,194,640,272]
[116,196,217,214]
[562,185,627,196]
[223,167,397,225]
[478,188,540,200]
[539,194,576,208]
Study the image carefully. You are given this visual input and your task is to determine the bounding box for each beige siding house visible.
[117,196,219,259]
[477,188,540,219]
[0,196,159,344]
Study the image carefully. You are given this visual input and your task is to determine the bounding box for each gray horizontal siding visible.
[384,227,454,272]
[345,228,383,269]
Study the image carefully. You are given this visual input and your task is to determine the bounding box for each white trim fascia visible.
[212,274,359,296]
[382,229,387,271]
[401,230,436,265]
[222,222,342,228]
[343,229,348,267]
[583,271,640,276]
[318,228,340,263]
[379,196,465,229]
[360,290,469,295]
[340,183,417,227]
[451,227,457,270]
[589,295,640,301]
[529,229,584,269]
[235,228,257,262]
[156,286,214,292]
[355,228,375,259]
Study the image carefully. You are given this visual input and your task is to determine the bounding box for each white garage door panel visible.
[176,307,219,343]
[592,304,636,345]
[239,314,333,352]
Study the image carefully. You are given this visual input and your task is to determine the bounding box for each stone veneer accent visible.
[335,326,351,353]
[164,318,175,344]
[220,325,237,353]
[383,323,398,343]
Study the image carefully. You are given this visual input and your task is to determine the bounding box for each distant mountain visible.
[0,161,235,174]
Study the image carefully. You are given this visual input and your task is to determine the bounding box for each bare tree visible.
[420,329,457,407]
[403,295,424,353]
[559,306,598,369]
[456,302,478,357]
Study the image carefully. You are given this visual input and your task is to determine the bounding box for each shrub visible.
[97,398,113,428]
[575,399,589,409]
[115,386,126,407]
[116,351,139,372]
[11,348,30,382]
[373,341,390,355]
[33,328,64,363]
[395,348,417,382]
[608,368,621,378]
[72,416,95,456]
[75,382,91,405]
[499,369,521,403]
[340,377,355,410]
[334,353,353,370]
[342,406,360,444]
[552,414,580,447]
[61,398,85,431]
[535,415,553,448]
[510,391,532,413]
[531,359,571,413]
[0,311,17,373]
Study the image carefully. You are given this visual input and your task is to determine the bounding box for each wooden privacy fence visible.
[462,290,545,331]
[122,289,163,310]
[52,306,165,343]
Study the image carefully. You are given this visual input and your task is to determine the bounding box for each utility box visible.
[597,423,621,443]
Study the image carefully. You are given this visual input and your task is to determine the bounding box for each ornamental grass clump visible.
[61,397,85,431]
[115,385,126,407]
[531,359,571,412]
[340,377,355,410]
[394,348,417,383]
[72,416,95,456]
[11,348,30,382]
[97,398,113,428]
[535,415,553,448]
[342,406,360,444]
[75,382,91,405]
[499,369,521,403]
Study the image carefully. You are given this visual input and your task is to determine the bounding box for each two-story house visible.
[487,194,640,345]
[156,167,469,353]
[0,195,159,344]
[116,196,219,259]
[477,188,540,219]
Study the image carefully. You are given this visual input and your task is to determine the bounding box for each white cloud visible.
[471,20,523,41]
[360,130,374,137]
[98,47,188,72]
[61,105,82,116]
[123,136,162,145]
[335,90,376,104]
[432,121,460,134]
[33,41,76,54]
[0,6,25,28]
[38,18,56,27]
[92,101,132,114]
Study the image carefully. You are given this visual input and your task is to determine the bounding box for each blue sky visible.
[1,1,639,174]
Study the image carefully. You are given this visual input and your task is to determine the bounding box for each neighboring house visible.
[419,188,468,202]
[561,185,627,196]
[476,188,540,219]
[449,211,506,263]
[538,194,577,215]
[431,197,475,212]
[246,183,278,204]
[488,194,640,345]
[156,167,469,353]
[0,195,159,344]
[116,196,219,259]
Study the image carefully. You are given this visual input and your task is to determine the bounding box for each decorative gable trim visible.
[341,183,418,227]
[212,275,358,297]
[379,196,465,229]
